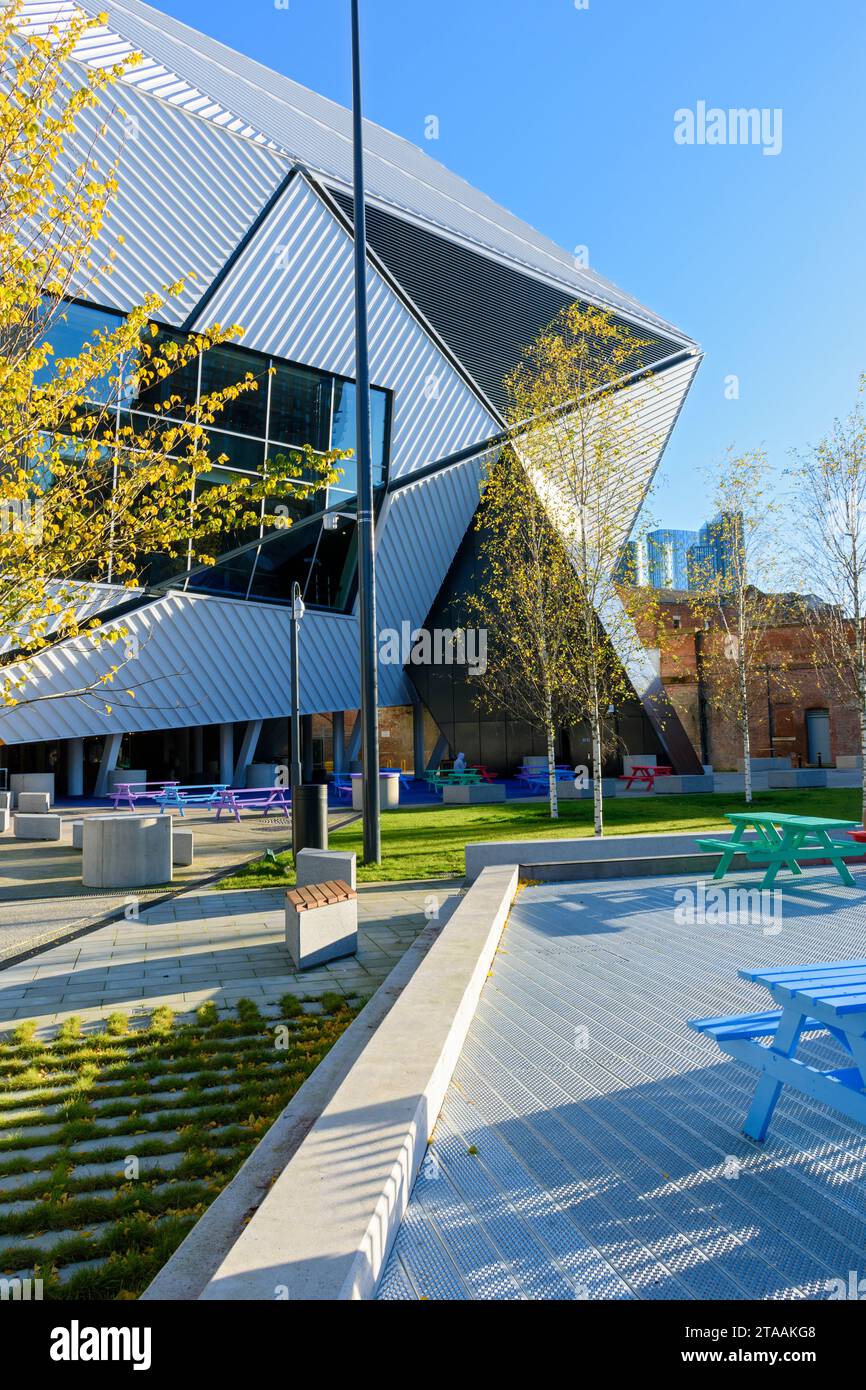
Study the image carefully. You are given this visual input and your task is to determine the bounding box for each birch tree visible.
[502,303,666,835]
[791,378,866,821]
[688,449,786,802]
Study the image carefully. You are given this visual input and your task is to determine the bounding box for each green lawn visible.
[219,786,866,887]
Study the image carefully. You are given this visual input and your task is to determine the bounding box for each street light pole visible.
[289,581,304,794]
[350,0,381,863]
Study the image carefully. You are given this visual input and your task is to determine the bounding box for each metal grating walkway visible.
[378,870,866,1300]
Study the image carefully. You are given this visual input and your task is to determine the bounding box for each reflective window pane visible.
[268,363,331,451]
[134,326,199,417]
[199,344,268,438]
[330,381,389,492]
[36,302,129,407]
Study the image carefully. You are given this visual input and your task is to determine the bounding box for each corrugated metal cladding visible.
[193,174,498,479]
[0,590,412,745]
[328,190,685,419]
[53,61,288,322]
[375,454,493,638]
[0,581,144,657]
[528,354,703,557]
[29,0,694,342]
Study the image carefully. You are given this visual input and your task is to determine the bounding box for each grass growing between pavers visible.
[216,786,866,886]
[0,995,358,1299]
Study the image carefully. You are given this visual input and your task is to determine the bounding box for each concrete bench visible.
[18,791,51,813]
[71,819,84,849]
[285,880,358,971]
[0,791,10,812]
[82,814,172,889]
[173,828,194,866]
[442,782,506,804]
[14,813,62,841]
[654,774,716,794]
[296,848,356,890]
[0,808,7,833]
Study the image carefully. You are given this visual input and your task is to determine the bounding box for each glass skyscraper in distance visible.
[617,512,743,591]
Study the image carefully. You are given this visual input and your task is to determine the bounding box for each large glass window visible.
[199,344,269,438]
[42,301,392,607]
[36,301,131,407]
[269,363,331,452]
[330,381,389,500]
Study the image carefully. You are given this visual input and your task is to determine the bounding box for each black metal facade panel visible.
[329,190,683,418]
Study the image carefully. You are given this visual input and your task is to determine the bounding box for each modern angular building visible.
[3,0,703,792]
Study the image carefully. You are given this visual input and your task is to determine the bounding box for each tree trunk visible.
[858,641,866,828]
[590,695,604,837]
[546,723,559,821]
[737,614,752,804]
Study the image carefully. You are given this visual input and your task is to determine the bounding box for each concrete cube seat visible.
[0,808,8,833]
[71,819,84,849]
[82,814,172,889]
[654,774,715,794]
[14,813,62,841]
[18,791,51,814]
[285,879,358,970]
[296,847,357,890]
[768,768,827,789]
[10,773,54,807]
[441,782,506,804]
[173,828,194,866]
[0,791,10,812]
[351,773,399,810]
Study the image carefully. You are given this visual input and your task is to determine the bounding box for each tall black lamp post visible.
[350,0,381,863]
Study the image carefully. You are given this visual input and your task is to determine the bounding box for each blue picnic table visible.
[152,783,229,815]
[691,959,866,1140]
[697,811,866,890]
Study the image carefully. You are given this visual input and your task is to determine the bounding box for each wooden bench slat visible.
[287,879,357,911]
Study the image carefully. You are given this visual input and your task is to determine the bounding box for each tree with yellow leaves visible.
[471,303,666,832]
[0,2,340,717]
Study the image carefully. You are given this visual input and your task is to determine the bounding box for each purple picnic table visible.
[216,787,292,823]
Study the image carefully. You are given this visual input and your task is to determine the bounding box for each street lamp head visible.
[291,582,306,622]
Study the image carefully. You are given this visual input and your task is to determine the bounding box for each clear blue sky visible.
[157,0,866,530]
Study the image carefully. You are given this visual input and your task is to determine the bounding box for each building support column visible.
[411,696,426,779]
[67,738,84,798]
[233,719,263,789]
[347,712,362,769]
[192,727,204,778]
[301,714,314,782]
[426,732,449,772]
[219,723,234,786]
[94,733,122,799]
[332,711,346,773]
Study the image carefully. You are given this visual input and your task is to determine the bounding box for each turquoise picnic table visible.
[691,959,866,1140]
[697,811,866,890]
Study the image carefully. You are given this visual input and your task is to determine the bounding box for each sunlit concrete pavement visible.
[0,804,354,962]
[0,879,463,1033]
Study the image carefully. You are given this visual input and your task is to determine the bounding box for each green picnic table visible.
[697,811,866,890]
[422,769,484,796]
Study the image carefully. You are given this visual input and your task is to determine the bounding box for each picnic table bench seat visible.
[690,958,866,1140]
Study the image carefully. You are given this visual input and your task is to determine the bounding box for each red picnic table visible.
[618,763,672,791]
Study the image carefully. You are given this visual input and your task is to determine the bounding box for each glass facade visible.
[38,302,392,610]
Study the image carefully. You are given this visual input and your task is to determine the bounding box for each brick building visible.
[653,592,860,771]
